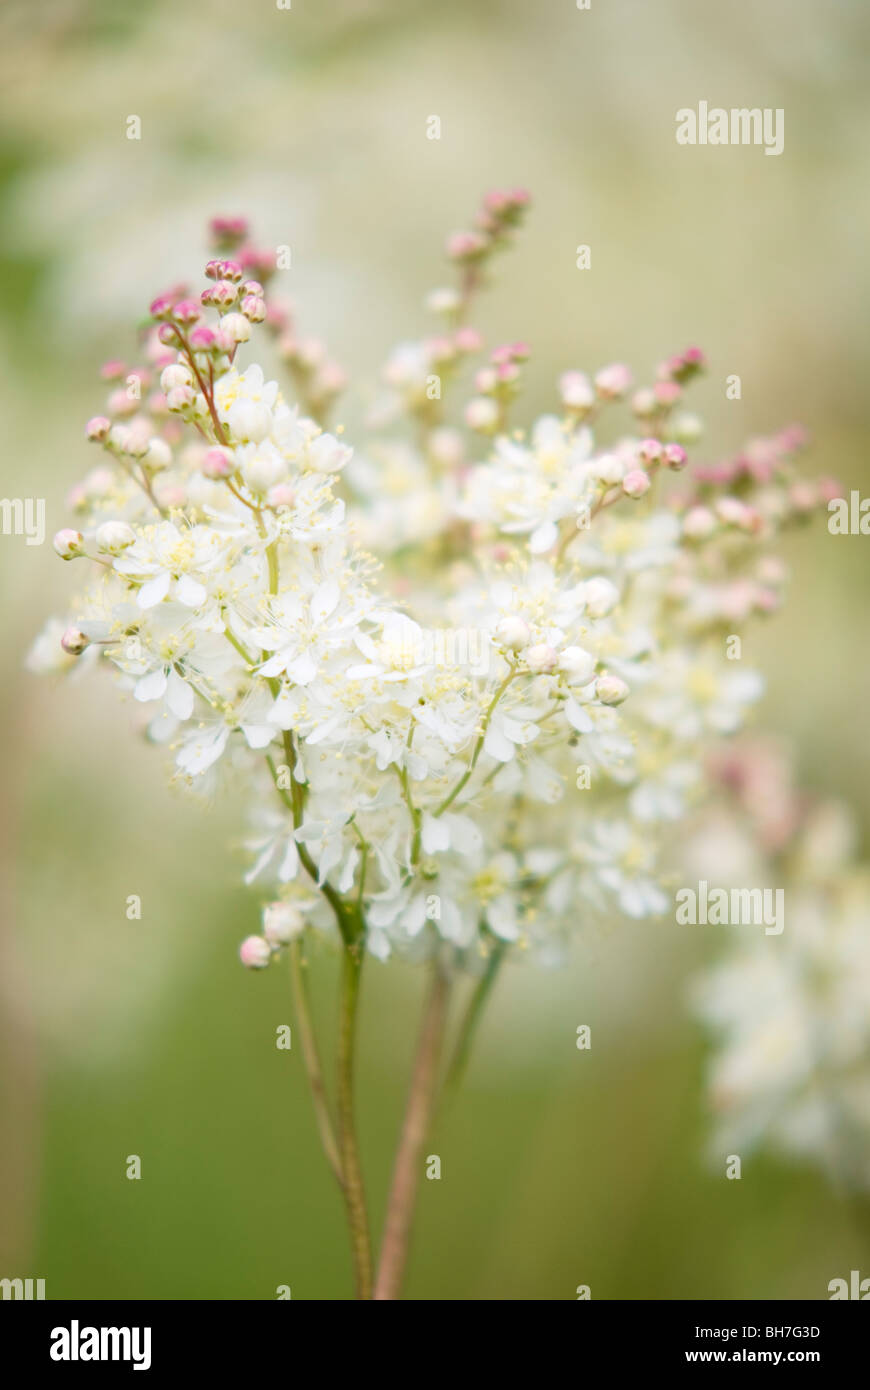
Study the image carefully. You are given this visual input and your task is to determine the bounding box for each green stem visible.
[337,937,374,1299]
[435,668,517,816]
[443,940,506,1099]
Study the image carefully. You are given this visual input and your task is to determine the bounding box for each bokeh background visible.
[1,0,868,1299]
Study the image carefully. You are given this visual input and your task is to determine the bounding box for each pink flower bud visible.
[559,371,594,411]
[594,363,633,400]
[454,326,483,354]
[61,627,90,656]
[53,528,84,559]
[525,643,559,673]
[239,936,271,969]
[171,298,201,326]
[166,384,196,412]
[631,388,657,418]
[682,506,716,540]
[202,447,233,479]
[202,281,238,309]
[446,230,487,261]
[209,216,248,249]
[663,443,687,469]
[638,438,663,464]
[86,416,111,441]
[189,325,218,351]
[100,359,126,381]
[240,294,266,324]
[622,469,651,498]
[267,484,296,508]
[149,293,177,319]
[653,380,682,407]
[218,259,244,283]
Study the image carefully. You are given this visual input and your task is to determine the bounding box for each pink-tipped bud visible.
[631,387,657,418]
[149,293,177,320]
[638,438,663,464]
[172,298,201,326]
[474,366,498,394]
[663,443,687,469]
[217,259,244,283]
[525,643,559,674]
[53,528,84,560]
[61,626,90,656]
[202,447,233,479]
[201,280,238,309]
[86,416,111,442]
[559,370,594,412]
[446,230,488,261]
[189,325,218,352]
[157,323,180,346]
[454,326,483,354]
[241,293,266,322]
[99,359,126,381]
[653,380,682,408]
[210,216,249,249]
[166,384,196,412]
[239,936,271,969]
[682,505,716,540]
[622,469,652,498]
[267,483,296,508]
[594,363,633,400]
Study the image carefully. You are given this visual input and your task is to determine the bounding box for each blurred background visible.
[1,0,868,1299]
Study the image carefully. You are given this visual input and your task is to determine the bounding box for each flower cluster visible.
[31,195,832,971]
[690,741,870,1191]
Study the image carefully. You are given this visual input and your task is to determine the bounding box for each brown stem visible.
[374,967,452,1300]
[289,941,343,1188]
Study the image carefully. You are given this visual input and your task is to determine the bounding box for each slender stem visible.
[289,941,344,1188]
[374,967,452,1301]
[435,668,517,816]
[336,939,374,1299]
[442,941,506,1101]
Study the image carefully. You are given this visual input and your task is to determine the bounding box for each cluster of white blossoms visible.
[31,197,835,971]
[690,742,870,1191]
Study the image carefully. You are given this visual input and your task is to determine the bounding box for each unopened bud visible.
[525,643,559,673]
[622,469,651,498]
[262,901,305,946]
[86,416,111,442]
[595,673,629,705]
[495,615,530,651]
[95,520,136,553]
[53,528,84,560]
[61,626,90,656]
[239,936,272,969]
